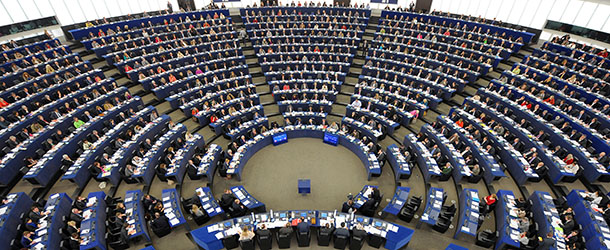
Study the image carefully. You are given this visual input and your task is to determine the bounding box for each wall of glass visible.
[430,0,610,32]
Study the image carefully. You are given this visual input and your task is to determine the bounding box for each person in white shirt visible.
[238,226,255,241]
[132,156,143,166]
[351,99,362,109]
[565,163,579,175]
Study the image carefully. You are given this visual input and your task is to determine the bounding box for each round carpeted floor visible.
[213,138,393,211]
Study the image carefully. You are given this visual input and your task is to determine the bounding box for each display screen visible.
[323,133,338,146]
[273,133,288,145]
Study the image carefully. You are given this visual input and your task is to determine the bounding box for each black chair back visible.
[333,235,348,249]
[277,232,291,248]
[317,229,332,246]
[239,238,255,250]
[257,232,272,250]
[223,234,240,249]
[297,230,310,247]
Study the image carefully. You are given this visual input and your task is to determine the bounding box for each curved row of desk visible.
[226,125,381,181]
[191,209,413,250]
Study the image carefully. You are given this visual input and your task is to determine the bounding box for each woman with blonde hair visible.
[45,64,54,73]
[191,204,205,217]
[238,226,255,241]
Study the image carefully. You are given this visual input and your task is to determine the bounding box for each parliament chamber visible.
[0,0,609,249]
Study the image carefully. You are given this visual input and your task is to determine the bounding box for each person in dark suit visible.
[371,187,381,203]
[588,118,600,130]
[151,212,171,234]
[296,217,309,233]
[156,163,168,180]
[66,221,79,235]
[186,159,198,177]
[6,135,18,148]
[50,108,62,120]
[334,222,350,237]
[563,215,575,234]
[142,194,160,213]
[319,223,334,236]
[69,233,81,249]
[460,146,472,158]
[341,199,354,213]
[74,196,87,210]
[28,206,44,223]
[538,231,555,249]
[359,196,376,215]
[352,223,367,240]
[485,145,496,156]
[53,130,66,142]
[220,189,236,209]
[598,152,609,167]
[257,223,271,239]
[21,231,34,248]
[277,222,291,236]
[24,218,37,231]
[70,208,83,224]
[142,139,152,151]
[120,223,132,243]
[232,199,247,217]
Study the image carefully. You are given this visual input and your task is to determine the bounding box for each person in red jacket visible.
[0,97,9,108]
[544,95,555,105]
[564,154,574,165]
[483,194,497,213]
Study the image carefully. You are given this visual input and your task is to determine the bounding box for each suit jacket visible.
[69,238,80,249]
[352,229,367,239]
[319,226,334,236]
[152,215,171,232]
[74,200,87,210]
[187,163,198,177]
[29,210,42,222]
[538,236,555,249]
[599,155,609,166]
[220,194,236,207]
[70,212,83,223]
[487,147,496,156]
[563,220,575,234]
[334,228,349,237]
[257,229,271,238]
[7,140,18,149]
[232,202,247,216]
[279,226,292,236]
[360,199,376,212]
[297,222,309,233]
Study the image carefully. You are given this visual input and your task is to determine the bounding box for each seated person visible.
[21,231,34,248]
[296,217,309,233]
[70,208,83,224]
[232,199,247,217]
[334,222,350,238]
[440,162,453,177]
[257,223,271,238]
[483,194,497,214]
[352,223,367,239]
[151,212,171,235]
[371,187,381,203]
[220,189,237,209]
[238,226,255,241]
[342,199,354,213]
[279,222,292,237]
[359,195,377,216]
